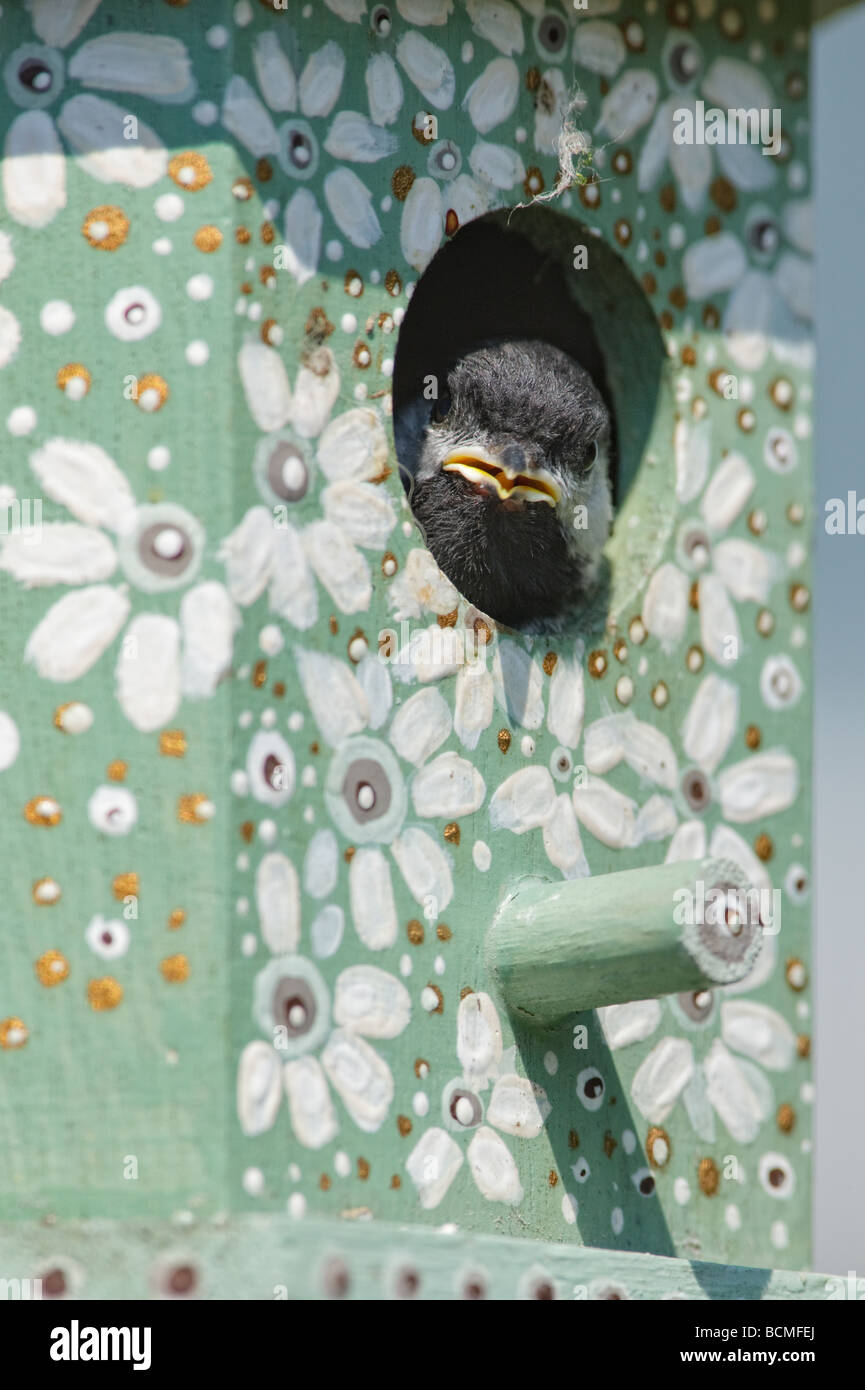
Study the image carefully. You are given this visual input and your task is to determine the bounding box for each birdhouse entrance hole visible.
[392,206,676,634]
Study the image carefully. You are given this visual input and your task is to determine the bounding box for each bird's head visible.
[409,339,612,632]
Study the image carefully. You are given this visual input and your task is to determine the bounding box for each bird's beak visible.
[441,446,560,506]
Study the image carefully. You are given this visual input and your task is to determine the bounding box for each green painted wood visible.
[488,858,762,1025]
[0,0,815,1296]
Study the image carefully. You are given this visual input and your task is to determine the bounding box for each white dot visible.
[40,300,74,335]
[241,933,257,956]
[260,708,276,728]
[152,237,173,256]
[420,986,439,1012]
[287,1003,306,1029]
[259,624,283,655]
[382,358,394,377]
[281,454,305,491]
[622,1129,636,1155]
[412,1091,430,1117]
[561,1193,578,1225]
[674,1177,691,1205]
[325,240,343,261]
[334,1150,350,1177]
[147,445,171,471]
[186,340,209,365]
[543,1051,558,1076]
[800,1081,815,1104]
[152,526,184,559]
[193,101,219,126]
[454,1096,473,1125]
[472,840,491,872]
[611,1207,624,1235]
[521,736,535,756]
[243,1167,265,1196]
[340,313,357,333]
[287,712,304,732]
[356,783,375,811]
[64,376,87,401]
[6,405,36,436]
[207,24,229,47]
[186,273,214,301]
[399,953,412,977]
[235,897,249,917]
[259,819,277,844]
[770,1220,789,1250]
[236,852,249,870]
[434,954,445,975]
[288,1192,306,1219]
[380,195,392,212]
[234,0,253,23]
[288,1163,301,1182]
[725,1204,742,1231]
[461,40,474,61]
[155,193,185,222]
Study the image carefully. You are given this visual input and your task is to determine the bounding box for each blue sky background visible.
[814,3,865,1275]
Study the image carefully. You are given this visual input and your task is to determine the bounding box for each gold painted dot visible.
[256,158,274,183]
[390,1174,401,1190]
[413,1058,429,1079]
[437,609,458,629]
[738,407,756,432]
[134,373,169,412]
[443,822,460,845]
[240,821,254,843]
[698,1157,720,1196]
[353,340,372,368]
[106,760,127,781]
[112,872,139,900]
[56,363,91,396]
[603,1131,618,1159]
[770,377,794,410]
[748,508,768,536]
[614,219,632,247]
[797,1034,811,1059]
[251,660,267,689]
[426,983,444,1014]
[436,925,453,947]
[177,794,214,824]
[32,877,61,906]
[261,318,281,346]
[588,650,607,678]
[777,1103,795,1133]
[406,919,424,945]
[652,681,670,709]
[756,608,775,637]
[754,833,773,862]
[542,651,558,676]
[391,165,415,201]
[160,954,189,984]
[548,1169,559,1187]
[497,728,512,753]
[193,224,223,253]
[35,950,69,988]
[786,957,808,992]
[24,796,62,827]
[87,977,123,1011]
[629,616,647,645]
[0,1018,28,1050]
[615,675,634,705]
[82,204,129,251]
[568,1129,579,1149]
[745,724,762,749]
[397,1115,412,1137]
[613,638,628,663]
[168,909,186,931]
[444,208,459,237]
[686,644,704,673]
[168,151,212,192]
[159,729,187,757]
[384,269,402,297]
[232,176,254,201]
[790,582,810,612]
[787,501,805,525]
[459,986,473,1001]
[647,1126,671,1168]
[357,1157,370,1180]
[612,149,632,175]
[319,1173,331,1191]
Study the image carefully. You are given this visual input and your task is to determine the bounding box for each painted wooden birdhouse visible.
[0,0,831,1300]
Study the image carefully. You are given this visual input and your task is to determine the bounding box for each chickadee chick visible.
[403,339,612,633]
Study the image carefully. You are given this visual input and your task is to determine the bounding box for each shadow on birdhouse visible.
[392,206,675,638]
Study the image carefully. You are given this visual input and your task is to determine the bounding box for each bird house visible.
[0,0,832,1301]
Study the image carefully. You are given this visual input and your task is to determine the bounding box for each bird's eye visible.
[431,388,451,424]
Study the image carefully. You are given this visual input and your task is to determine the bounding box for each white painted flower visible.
[2,3,186,229]
[238,956,411,1147]
[0,436,238,730]
[406,990,551,1208]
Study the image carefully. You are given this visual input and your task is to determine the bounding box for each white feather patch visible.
[349,846,398,950]
[2,111,67,228]
[391,826,453,910]
[0,523,116,587]
[411,751,485,818]
[115,613,181,732]
[180,581,239,697]
[389,687,452,765]
[219,506,274,607]
[221,75,279,156]
[238,342,292,432]
[295,647,369,746]
[69,34,195,100]
[323,168,382,248]
[57,95,168,186]
[30,437,137,531]
[303,519,371,613]
[25,584,130,681]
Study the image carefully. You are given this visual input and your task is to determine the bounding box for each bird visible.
[395,337,613,634]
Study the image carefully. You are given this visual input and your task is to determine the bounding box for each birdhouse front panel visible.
[0,0,815,1297]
